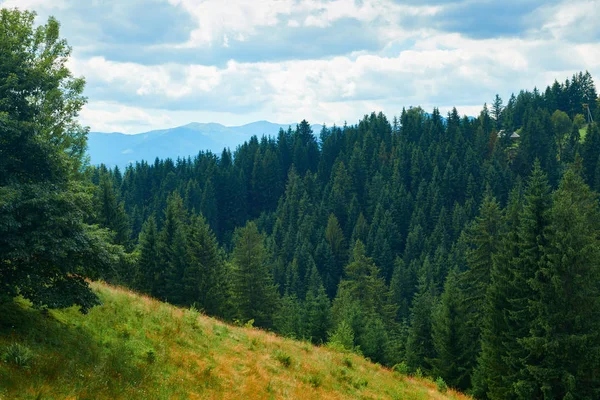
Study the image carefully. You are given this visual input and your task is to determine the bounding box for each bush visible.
[342,356,353,369]
[436,377,448,393]
[3,343,34,369]
[306,374,322,388]
[392,361,410,375]
[327,321,354,352]
[274,350,293,368]
[145,349,156,364]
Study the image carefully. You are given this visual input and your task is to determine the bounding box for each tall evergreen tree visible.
[135,216,160,296]
[523,168,600,399]
[405,274,436,374]
[231,221,279,328]
[157,192,188,302]
[431,268,472,391]
[459,191,503,383]
[183,214,228,316]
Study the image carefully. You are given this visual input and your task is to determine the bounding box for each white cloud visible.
[80,101,173,133]
[166,0,442,48]
[69,57,221,99]
[535,0,600,41]
[168,0,294,47]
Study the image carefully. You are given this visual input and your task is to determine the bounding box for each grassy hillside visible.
[0,282,469,400]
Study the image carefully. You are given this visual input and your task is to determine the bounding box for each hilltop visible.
[0,282,468,400]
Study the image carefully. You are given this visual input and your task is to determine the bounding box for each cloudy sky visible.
[2,0,599,133]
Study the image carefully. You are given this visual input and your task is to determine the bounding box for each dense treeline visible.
[87,71,600,398]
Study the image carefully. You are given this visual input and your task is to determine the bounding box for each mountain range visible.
[87,121,323,168]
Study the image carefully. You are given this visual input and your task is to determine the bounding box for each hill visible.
[0,282,468,400]
[87,121,323,168]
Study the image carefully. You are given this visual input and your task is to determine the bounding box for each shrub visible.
[306,374,322,388]
[353,377,368,389]
[436,377,448,393]
[342,356,353,369]
[392,361,410,375]
[184,306,202,330]
[2,343,34,369]
[274,350,293,368]
[327,321,354,352]
[145,349,156,364]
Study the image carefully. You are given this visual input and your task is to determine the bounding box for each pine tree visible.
[472,178,527,399]
[97,174,131,248]
[135,215,160,296]
[405,274,436,374]
[231,221,279,328]
[523,168,600,399]
[304,265,331,344]
[157,192,188,302]
[431,268,472,391]
[582,123,600,186]
[273,292,303,339]
[183,214,228,316]
[459,191,503,383]
[325,213,347,291]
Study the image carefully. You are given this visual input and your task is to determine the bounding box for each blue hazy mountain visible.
[88,121,323,168]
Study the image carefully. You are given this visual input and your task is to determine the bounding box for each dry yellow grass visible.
[0,282,470,400]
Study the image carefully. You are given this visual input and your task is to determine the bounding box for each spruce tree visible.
[405,274,436,374]
[582,123,600,187]
[231,221,279,328]
[157,192,188,302]
[459,191,503,384]
[523,168,600,399]
[96,174,131,249]
[183,214,227,316]
[431,268,472,391]
[135,216,160,296]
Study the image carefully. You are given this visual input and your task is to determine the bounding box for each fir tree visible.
[523,168,600,399]
[431,268,472,391]
[135,216,160,296]
[231,221,279,328]
[405,274,436,374]
[183,214,228,316]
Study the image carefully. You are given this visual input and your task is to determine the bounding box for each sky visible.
[1,0,599,134]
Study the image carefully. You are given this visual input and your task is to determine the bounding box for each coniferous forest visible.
[3,7,600,400]
[90,73,600,398]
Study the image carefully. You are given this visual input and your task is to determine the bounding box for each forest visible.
[90,72,600,399]
[2,7,600,400]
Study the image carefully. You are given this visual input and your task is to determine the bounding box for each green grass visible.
[0,282,470,399]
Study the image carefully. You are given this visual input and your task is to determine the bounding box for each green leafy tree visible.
[0,9,120,313]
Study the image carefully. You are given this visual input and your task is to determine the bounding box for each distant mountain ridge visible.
[87,121,323,168]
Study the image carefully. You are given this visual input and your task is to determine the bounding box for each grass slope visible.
[0,282,469,400]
